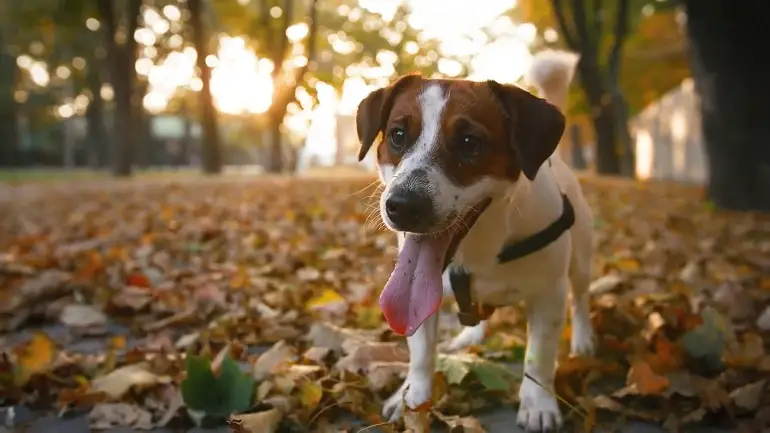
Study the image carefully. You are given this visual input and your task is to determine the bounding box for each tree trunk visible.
[267,112,283,173]
[86,63,108,168]
[0,46,19,167]
[99,0,141,177]
[189,0,222,175]
[684,0,770,211]
[134,79,151,168]
[592,105,622,175]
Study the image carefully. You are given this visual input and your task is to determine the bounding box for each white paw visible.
[443,322,486,352]
[570,323,595,356]
[382,374,433,423]
[516,378,562,432]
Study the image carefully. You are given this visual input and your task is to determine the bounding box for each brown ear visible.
[486,80,566,180]
[356,74,421,162]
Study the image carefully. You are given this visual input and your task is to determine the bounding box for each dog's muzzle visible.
[384,187,436,233]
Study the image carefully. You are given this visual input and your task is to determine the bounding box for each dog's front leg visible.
[382,312,439,422]
[517,278,567,431]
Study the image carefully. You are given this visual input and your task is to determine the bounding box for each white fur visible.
[376,51,593,432]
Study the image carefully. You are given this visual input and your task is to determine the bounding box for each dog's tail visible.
[524,49,580,112]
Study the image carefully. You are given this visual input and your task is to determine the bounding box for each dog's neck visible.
[452,161,565,272]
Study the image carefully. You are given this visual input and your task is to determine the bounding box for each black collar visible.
[496,193,575,264]
[447,193,576,326]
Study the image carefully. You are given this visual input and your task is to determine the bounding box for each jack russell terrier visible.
[355,50,595,432]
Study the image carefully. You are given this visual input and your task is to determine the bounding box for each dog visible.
[355,49,594,432]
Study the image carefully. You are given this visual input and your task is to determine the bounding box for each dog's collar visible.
[448,193,576,326]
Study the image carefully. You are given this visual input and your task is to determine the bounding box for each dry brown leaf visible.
[59,304,108,328]
[229,408,282,433]
[306,322,368,353]
[435,412,486,432]
[589,273,624,295]
[91,362,164,399]
[302,346,330,364]
[626,359,670,395]
[367,361,409,390]
[336,340,408,374]
[730,379,767,412]
[88,403,153,430]
[252,340,295,381]
[110,286,152,311]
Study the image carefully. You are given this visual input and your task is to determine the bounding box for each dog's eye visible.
[460,135,482,160]
[388,127,408,152]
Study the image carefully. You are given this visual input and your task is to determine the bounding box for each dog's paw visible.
[516,379,562,432]
[442,323,486,352]
[570,323,595,356]
[382,374,433,423]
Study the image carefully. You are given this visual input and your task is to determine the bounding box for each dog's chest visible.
[452,221,571,307]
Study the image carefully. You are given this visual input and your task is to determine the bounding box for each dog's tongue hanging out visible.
[378,233,452,336]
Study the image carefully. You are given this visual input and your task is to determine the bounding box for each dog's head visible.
[356,75,566,235]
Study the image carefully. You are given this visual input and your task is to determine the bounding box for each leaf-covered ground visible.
[1,174,769,433]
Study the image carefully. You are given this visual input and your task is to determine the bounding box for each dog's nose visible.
[385,190,434,232]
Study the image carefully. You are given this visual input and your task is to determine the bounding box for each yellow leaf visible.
[760,276,770,291]
[14,332,56,386]
[305,289,346,312]
[615,258,641,272]
[298,381,323,409]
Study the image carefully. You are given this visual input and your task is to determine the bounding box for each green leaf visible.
[436,354,471,385]
[436,353,518,391]
[471,362,517,392]
[181,355,255,425]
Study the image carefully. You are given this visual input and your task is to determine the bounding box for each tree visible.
[683,0,770,211]
[546,0,637,175]
[97,0,142,177]
[212,0,447,172]
[0,32,19,167]
[188,0,222,174]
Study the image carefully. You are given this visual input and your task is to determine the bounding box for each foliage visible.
[0,175,769,430]
[181,355,255,426]
[516,0,689,117]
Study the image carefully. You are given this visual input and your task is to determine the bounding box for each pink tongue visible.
[379,233,452,336]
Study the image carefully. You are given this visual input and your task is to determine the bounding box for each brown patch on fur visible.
[433,80,519,187]
[376,81,425,167]
[357,76,565,185]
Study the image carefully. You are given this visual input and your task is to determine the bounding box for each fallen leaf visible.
[60,304,108,328]
[627,359,669,395]
[336,340,408,373]
[366,361,408,390]
[252,340,295,381]
[436,353,517,391]
[89,403,153,430]
[229,409,282,433]
[298,381,323,409]
[13,332,56,386]
[181,355,254,425]
[91,362,163,399]
[730,379,767,412]
[589,273,624,295]
[305,288,347,314]
[302,347,331,364]
[435,412,486,432]
[757,306,770,331]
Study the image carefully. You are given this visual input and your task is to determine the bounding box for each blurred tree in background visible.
[683,0,770,211]
[0,0,452,174]
[517,0,688,176]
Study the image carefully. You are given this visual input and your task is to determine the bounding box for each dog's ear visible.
[486,80,566,181]
[356,74,421,162]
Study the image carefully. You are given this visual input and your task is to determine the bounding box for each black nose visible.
[385,190,435,232]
